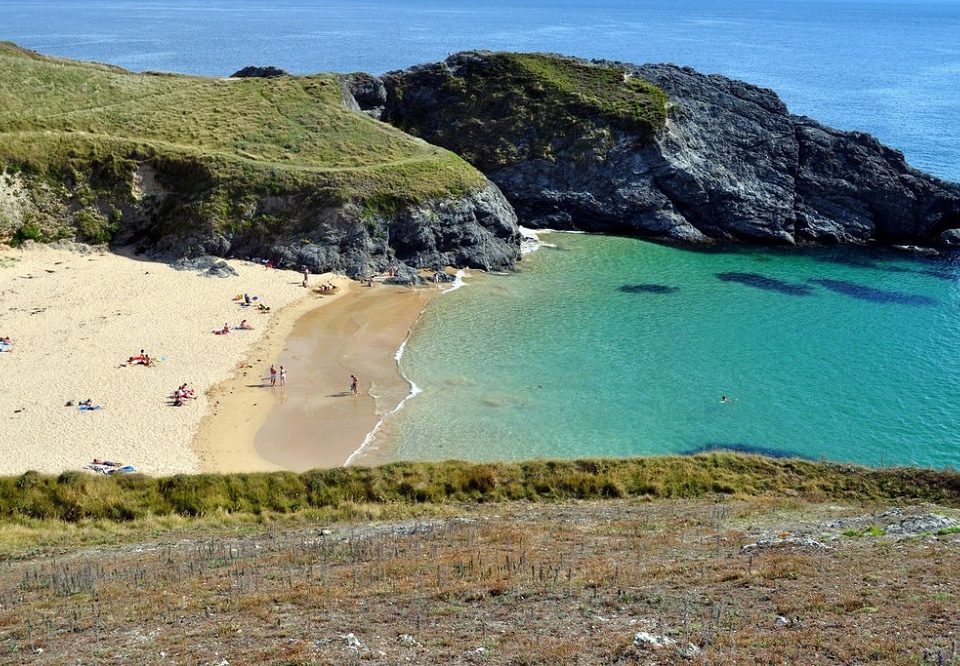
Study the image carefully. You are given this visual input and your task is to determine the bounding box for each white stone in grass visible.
[634,632,676,648]
[341,633,365,651]
[678,643,702,659]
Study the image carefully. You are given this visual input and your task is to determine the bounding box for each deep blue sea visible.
[5,0,960,467]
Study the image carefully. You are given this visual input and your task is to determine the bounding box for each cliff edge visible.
[368,52,960,246]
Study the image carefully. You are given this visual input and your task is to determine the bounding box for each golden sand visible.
[0,242,342,475]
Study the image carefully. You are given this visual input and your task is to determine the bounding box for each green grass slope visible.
[0,42,484,245]
[385,51,669,171]
[2,455,957,525]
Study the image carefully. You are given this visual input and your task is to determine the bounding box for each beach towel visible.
[0,343,11,352]
[78,404,102,411]
[82,461,135,475]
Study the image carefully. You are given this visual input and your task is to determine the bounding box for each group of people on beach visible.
[214,320,254,335]
[234,293,270,312]
[172,383,196,407]
[269,364,287,387]
[66,398,102,411]
[266,364,358,396]
[127,349,154,366]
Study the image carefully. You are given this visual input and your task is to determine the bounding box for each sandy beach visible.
[0,242,349,476]
[196,283,438,472]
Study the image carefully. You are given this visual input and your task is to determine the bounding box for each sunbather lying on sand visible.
[238,319,254,330]
[78,398,103,411]
[213,323,230,335]
[84,460,136,475]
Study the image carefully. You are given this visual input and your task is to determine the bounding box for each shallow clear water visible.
[380,235,960,468]
[3,0,959,181]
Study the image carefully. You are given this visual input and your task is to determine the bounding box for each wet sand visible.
[196,283,437,472]
[192,280,353,473]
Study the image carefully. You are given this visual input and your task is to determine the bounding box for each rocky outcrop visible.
[371,52,960,246]
[230,65,289,78]
[128,179,518,279]
[338,73,387,119]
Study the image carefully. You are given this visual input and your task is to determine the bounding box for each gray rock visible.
[171,255,238,277]
[384,263,421,285]
[379,52,960,247]
[230,65,288,78]
[883,514,959,536]
[633,632,675,648]
[139,181,518,280]
[339,73,388,119]
[939,228,960,245]
[340,633,364,651]
[204,261,238,278]
[740,536,833,552]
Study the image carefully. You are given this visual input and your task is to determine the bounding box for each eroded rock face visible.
[144,181,519,279]
[372,53,960,246]
[338,73,387,119]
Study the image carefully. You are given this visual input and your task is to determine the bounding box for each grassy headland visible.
[0,42,484,246]
[385,52,669,171]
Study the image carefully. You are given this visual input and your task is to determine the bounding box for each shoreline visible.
[195,281,439,473]
[191,278,353,473]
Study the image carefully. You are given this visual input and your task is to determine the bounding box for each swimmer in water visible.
[721,395,732,404]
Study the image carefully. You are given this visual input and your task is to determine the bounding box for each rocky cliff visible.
[364,52,960,246]
[0,44,520,278]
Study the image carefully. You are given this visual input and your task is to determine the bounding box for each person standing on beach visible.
[302,266,310,288]
[350,374,359,395]
[280,366,287,386]
[269,365,277,387]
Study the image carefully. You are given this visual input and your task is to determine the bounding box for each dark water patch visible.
[715,272,814,295]
[619,283,680,294]
[686,442,813,460]
[808,278,938,306]
[810,249,959,281]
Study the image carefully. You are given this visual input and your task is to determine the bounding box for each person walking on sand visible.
[302,266,310,288]
[350,374,359,395]
[279,366,287,386]
[269,364,277,387]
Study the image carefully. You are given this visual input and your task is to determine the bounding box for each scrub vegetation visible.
[2,454,957,528]
[386,51,669,171]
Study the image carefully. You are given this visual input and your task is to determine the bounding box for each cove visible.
[365,233,960,469]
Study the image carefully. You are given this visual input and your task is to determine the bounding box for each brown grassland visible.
[0,456,958,664]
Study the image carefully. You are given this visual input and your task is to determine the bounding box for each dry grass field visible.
[2,497,958,665]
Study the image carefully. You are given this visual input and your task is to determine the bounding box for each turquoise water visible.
[378,234,960,468]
